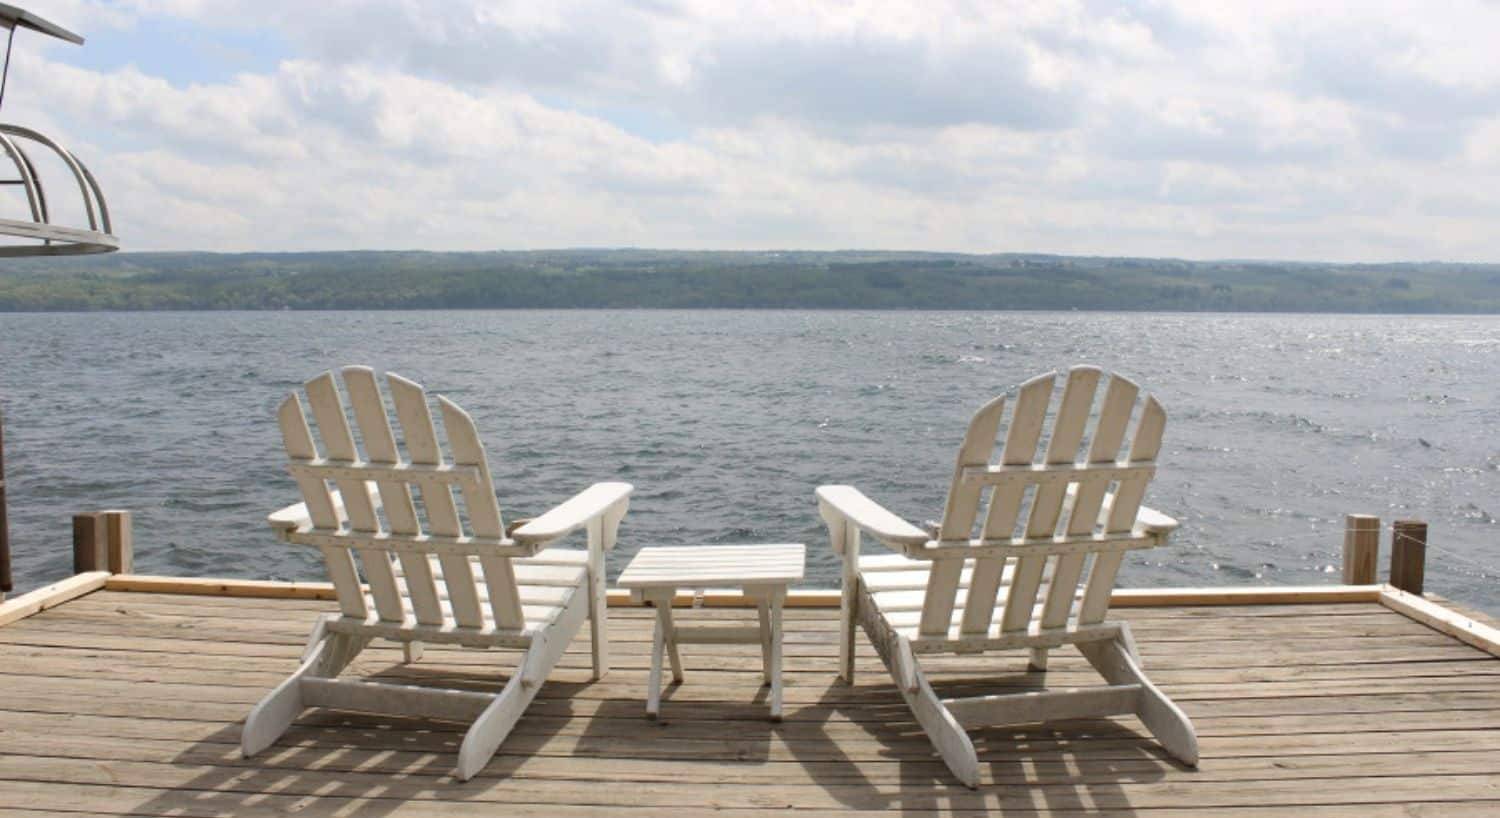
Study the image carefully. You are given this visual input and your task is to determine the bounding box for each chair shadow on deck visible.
[125,652,591,818]
[116,636,1180,815]
[782,663,1188,816]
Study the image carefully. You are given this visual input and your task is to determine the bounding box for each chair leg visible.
[898,643,979,788]
[587,547,609,680]
[856,586,978,786]
[456,672,537,781]
[455,617,576,781]
[242,656,313,758]
[243,630,366,757]
[1028,646,1050,671]
[1117,621,1144,666]
[403,641,424,664]
[1079,635,1199,766]
[838,578,858,683]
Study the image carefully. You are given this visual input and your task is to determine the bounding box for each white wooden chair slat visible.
[439,396,525,631]
[435,546,486,630]
[389,555,587,607]
[859,552,958,570]
[955,556,1003,637]
[1003,367,1100,635]
[963,372,1055,636]
[303,373,382,535]
[389,548,446,627]
[277,393,366,619]
[1024,366,1101,537]
[305,372,406,624]
[1079,395,1166,625]
[876,582,1058,619]
[918,559,964,636]
[436,396,506,537]
[940,395,1005,638]
[817,366,1194,788]
[387,374,485,629]
[1077,550,1124,625]
[862,566,977,592]
[1042,374,1138,629]
[1058,379,1136,522]
[937,394,1005,541]
[248,368,630,780]
[276,395,336,524]
[1038,553,1088,629]
[999,371,1057,465]
[981,371,1058,533]
[372,583,574,607]
[341,595,575,631]
[1110,396,1165,531]
[393,551,590,583]
[883,594,1060,633]
[342,367,443,626]
[1086,374,1140,463]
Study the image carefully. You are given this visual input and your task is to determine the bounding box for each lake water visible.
[1,311,1496,613]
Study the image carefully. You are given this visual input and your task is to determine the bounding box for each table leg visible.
[661,599,684,684]
[769,589,785,721]
[646,589,674,718]
[648,615,663,718]
[756,597,773,685]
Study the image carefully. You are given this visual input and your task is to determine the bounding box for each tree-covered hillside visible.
[1,249,1498,311]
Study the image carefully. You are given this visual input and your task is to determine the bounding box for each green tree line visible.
[2,250,1498,312]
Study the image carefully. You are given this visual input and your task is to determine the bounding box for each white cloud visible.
[4,0,1500,259]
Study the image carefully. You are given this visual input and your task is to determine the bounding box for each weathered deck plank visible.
[0,590,1497,815]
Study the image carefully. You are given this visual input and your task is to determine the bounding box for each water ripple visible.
[1,310,1497,613]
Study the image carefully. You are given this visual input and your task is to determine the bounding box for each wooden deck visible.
[2,588,1499,816]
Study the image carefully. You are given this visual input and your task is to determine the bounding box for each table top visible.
[617,544,806,588]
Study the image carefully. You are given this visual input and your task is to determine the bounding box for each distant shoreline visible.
[3,249,1498,312]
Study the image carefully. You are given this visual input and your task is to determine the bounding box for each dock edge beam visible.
[0,570,109,627]
[1378,585,1500,658]
[16,571,1498,659]
[100,574,1386,609]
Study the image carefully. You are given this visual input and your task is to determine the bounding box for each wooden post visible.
[0,408,10,595]
[72,513,106,574]
[1390,520,1427,596]
[1342,514,1380,585]
[103,510,133,574]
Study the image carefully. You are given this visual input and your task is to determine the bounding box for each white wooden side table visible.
[617,543,806,720]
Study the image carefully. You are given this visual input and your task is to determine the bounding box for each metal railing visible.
[1,407,11,595]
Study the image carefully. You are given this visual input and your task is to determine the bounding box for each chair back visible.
[278,367,531,631]
[920,366,1166,638]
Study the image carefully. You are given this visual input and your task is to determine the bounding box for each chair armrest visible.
[267,501,310,541]
[816,485,930,554]
[267,481,382,542]
[1137,504,1179,537]
[511,481,633,549]
[1090,485,1179,541]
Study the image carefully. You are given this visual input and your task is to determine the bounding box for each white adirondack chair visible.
[243,367,631,781]
[816,366,1197,788]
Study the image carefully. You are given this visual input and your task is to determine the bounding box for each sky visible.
[7,0,1500,261]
